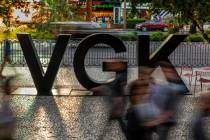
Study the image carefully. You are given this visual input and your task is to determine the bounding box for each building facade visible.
[78,0,120,24]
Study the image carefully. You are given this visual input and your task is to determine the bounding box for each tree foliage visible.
[151,0,210,42]
[129,0,151,18]
[41,0,82,22]
[0,0,42,27]
[0,0,36,26]
[0,0,82,29]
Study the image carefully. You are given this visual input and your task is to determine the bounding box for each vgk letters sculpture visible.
[17,33,188,96]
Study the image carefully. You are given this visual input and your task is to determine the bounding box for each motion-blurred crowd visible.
[0,53,210,139]
[91,60,210,140]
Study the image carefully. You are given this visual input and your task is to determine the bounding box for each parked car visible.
[136,21,170,32]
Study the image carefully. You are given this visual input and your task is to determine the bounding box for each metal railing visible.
[1,40,210,67]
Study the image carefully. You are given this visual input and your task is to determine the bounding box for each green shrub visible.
[168,27,179,34]
[204,29,210,35]
[117,31,137,41]
[0,24,7,33]
[3,30,18,39]
[185,34,206,42]
[15,25,29,32]
[126,18,146,29]
[150,32,169,41]
[30,31,55,40]
[0,25,54,40]
[204,30,210,41]
[127,18,146,22]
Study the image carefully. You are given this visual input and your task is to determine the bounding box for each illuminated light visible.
[79,1,113,7]
[79,2,85,4]
[92,11,113,17]
[92,4,113,8]
[92,2,102,4]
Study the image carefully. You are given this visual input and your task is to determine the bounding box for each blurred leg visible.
[156,124,171,140]
[0,59,6,78]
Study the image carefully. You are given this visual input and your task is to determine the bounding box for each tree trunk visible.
[193,20,210,42]
[86,0,92,21]
[189,21,197,34]
[201,32,210,42]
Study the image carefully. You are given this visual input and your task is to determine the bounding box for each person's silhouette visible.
[0,39,11,79]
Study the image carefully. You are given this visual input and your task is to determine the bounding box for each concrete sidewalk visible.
[7,95,200,140]
[0,66,209,139]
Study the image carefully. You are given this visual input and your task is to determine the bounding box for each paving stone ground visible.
[0,66,209,140]
[5,94,202,140]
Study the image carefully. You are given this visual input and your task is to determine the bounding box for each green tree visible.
[151,0,210,42]
[0,0,33,27]
[129,0,138,18]
[42,0,82,22]
[129,0,151,18]
[0,0,82,26]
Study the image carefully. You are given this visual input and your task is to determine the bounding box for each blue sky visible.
[13,0,40,22]
[13,9,34,22]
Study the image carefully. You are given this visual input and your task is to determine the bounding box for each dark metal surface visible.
[137,35,150,66]
[150,34,187,64]
[14,33,192,96]
[149,34,189,94]
[137,35,150,79]
[136,34,189,94]
[102,60,128,92]
[17,33,70,95]
[73,33,126,90]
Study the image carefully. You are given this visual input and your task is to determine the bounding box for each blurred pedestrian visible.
[0,38,17,139]
[90,60,127,135]
[102,16,106,23]
[126,67,159,140]
[126,79,159,140]
[0,39,11,79]
[147,61,186,140]
[100,16,107,29]
[0,39,17,79]
[120,16,123,24]
[0,76,16,139]
[192,89,210,140]
[109,69,127,119]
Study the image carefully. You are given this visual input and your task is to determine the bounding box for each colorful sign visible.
[17,34,188,95]
[92,3,113,8]
[79,1,114,10]
[79,0,119,3]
